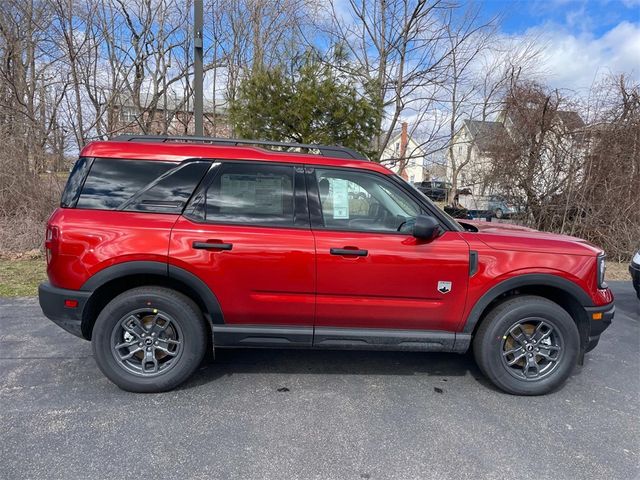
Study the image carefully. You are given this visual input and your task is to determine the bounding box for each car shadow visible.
[180,348,500,392]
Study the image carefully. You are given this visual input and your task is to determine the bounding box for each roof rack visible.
[111,135,369,161]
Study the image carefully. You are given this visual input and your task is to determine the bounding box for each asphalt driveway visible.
[1,282,638,480]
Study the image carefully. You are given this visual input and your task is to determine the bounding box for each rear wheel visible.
[473,295,579,395]
[92,287,207,393]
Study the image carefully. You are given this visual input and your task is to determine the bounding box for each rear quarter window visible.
[60,157,93,208]
[66,158,210,213]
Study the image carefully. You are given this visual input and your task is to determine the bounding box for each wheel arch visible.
[463,274,592,349]
[80,261,222,344]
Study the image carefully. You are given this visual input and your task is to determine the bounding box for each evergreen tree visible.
[230,51,381,158]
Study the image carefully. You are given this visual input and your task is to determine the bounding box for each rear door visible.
[308,167,470,333]
[169,161,315,345]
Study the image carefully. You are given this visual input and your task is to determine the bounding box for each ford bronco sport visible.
[39,136,614,394]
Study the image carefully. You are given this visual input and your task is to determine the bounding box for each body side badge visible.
[437,281,452,294]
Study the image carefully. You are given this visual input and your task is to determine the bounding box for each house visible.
[104,94,231,138]
[447,110,586,196]
[446,119,505,196]
[380,122,447,183]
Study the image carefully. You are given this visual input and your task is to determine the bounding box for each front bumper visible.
[630,262,640,294]
[38,282,91,339]
[584,302,615,352]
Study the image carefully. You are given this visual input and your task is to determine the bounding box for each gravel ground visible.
[0,281,638,480]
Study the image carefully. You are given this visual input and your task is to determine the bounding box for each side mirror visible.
[412,214,441,240]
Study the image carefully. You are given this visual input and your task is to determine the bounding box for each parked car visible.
[487,195,523,219]
[413,180,451,201]
[630,251,640,299]
[39,135,614,395]
[458,193,522,219]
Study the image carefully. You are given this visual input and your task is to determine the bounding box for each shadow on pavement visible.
[181,348,495,391]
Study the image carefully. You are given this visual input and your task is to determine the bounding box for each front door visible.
[308,167,469,332]
[169,162,315,341]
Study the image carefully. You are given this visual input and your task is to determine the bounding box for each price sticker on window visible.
[332,179,350,219]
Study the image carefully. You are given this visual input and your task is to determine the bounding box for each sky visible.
[480,0,640,93]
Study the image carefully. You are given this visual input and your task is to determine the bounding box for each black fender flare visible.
[81,260,224,324]
[462,273,593,334]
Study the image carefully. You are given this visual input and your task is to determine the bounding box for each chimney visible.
[399,122,409,180]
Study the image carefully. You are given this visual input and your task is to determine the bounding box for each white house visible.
[380,123,446,183]
[447,111,586,196]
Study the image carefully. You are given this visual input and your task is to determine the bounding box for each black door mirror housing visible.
[412,214,441,240]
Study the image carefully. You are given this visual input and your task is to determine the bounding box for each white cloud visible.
[525,21,640,93]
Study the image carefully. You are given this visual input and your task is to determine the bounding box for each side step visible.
[212,325,471,353]
[314,328,469,353]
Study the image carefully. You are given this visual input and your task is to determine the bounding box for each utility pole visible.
[194,0,204,136]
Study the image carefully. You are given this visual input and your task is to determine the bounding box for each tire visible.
[494,208,503,219]
[92,286,207,393]
[473,295,580,395]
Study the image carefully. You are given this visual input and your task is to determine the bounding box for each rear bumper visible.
[38,282,91,339]
[584,302,615,352]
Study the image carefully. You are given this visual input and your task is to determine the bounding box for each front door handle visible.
[330,247,368,257]
[192,241,233,251]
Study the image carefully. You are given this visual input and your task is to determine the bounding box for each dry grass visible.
[0,257,47,297]
[606,261,631,281]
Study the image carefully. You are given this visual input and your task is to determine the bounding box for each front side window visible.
[204,163,295,226]
[314,168,421,233]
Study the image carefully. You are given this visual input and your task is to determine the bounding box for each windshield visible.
[396,175,464,231]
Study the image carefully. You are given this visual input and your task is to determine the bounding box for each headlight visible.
[597,255,607,289]
[633,251,640,265]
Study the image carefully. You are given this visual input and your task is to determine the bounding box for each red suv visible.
[39,136,614,394]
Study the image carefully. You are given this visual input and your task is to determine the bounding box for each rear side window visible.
[204,163,295,226]
[70,158,209,212]
[121,161,211,213]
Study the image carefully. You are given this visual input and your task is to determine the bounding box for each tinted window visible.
[61,157,93,208]
[204,163,295,226]
[123,161,211,213]
[76,159,174,210]
[315,168,421,233]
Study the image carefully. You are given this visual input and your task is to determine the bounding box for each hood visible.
[461,220,603,256]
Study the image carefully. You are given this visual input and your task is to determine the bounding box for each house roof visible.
[556,110,585,130]
[462,120,506,152]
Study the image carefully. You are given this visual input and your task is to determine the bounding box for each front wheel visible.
[92,287,207,393]
[473,295,580,395]
[494,208,504,219]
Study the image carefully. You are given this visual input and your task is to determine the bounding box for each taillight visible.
[45,226,59,264]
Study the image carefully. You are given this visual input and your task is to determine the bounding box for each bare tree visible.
[323,0,462,160]
[442,7,542,202]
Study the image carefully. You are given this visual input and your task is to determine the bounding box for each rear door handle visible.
[330,248,368,257]
[192,241,233,251]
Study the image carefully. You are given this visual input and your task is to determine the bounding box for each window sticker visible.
[332,178,350,219]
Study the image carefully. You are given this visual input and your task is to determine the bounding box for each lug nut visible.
[138,342,143,347]
[146,347,151,352]
[155,341,159,345]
